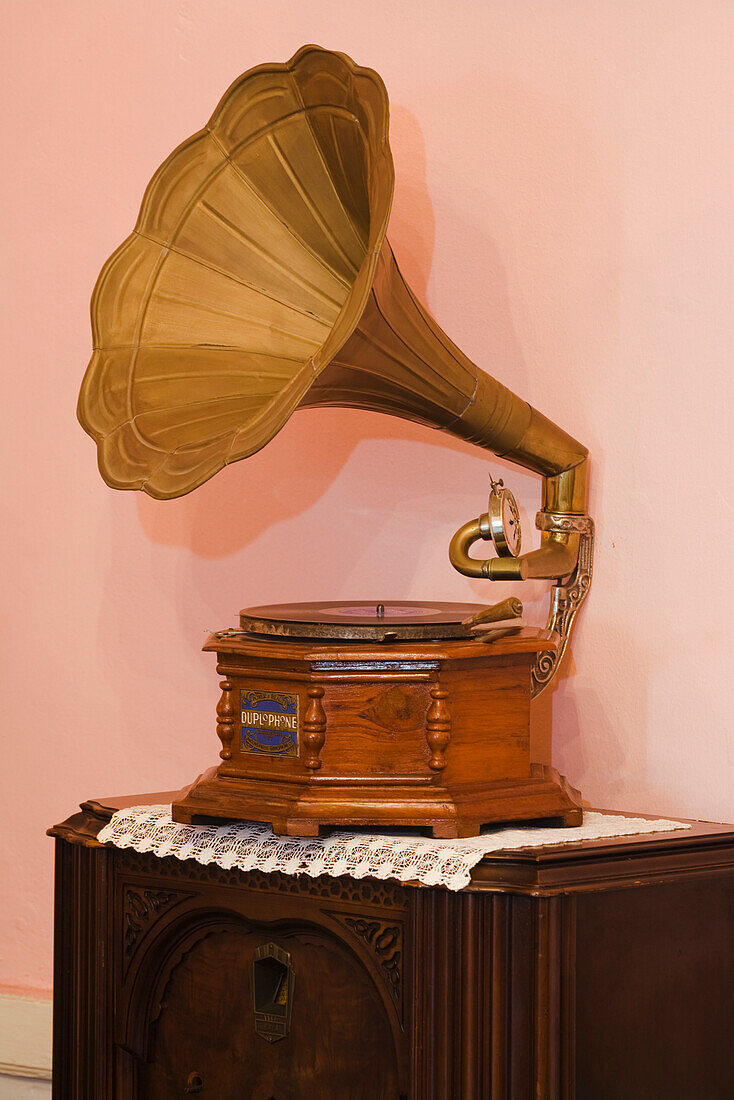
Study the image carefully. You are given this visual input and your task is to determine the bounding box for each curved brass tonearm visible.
[450,453,594,694]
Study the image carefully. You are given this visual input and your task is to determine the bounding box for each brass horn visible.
[78,44,593,692]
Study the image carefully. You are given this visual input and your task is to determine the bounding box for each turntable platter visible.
[239,600,484,641]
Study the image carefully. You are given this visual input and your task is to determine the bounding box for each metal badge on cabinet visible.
[252,942,295,1042]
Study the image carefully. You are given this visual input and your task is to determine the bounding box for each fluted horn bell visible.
[78,44,586,508]
[78,46,391,498]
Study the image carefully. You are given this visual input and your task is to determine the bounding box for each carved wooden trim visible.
[333,914,402,1003]
[115,850,410,907]
[425,685,451,770]
[303,686,326,771]
[216,679,237,760]
[123,887,186,959]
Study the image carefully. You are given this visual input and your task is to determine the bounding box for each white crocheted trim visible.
[97,807,690,892]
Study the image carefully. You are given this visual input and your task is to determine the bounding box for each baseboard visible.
[0,995,52,1080]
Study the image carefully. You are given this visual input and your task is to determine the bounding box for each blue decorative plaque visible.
[240,689,299,757]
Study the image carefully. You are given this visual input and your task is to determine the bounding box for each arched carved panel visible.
[118,909,403,1099]
[123,887,193,967]
[326,910,404,1026]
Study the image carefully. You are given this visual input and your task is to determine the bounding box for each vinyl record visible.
[239,600,485,640]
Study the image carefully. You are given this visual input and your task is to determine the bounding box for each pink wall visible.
[2,0,733,995]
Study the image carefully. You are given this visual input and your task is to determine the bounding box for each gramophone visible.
[78,46,593,837]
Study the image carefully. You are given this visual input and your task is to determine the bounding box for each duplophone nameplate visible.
[240,689,299,757]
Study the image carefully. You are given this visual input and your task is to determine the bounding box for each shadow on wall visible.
[133,104,534,561]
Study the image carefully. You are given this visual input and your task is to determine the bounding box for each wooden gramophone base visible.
[175,764,581,838]
[172,623,582,838]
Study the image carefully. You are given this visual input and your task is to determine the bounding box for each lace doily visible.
[97,807,689,892]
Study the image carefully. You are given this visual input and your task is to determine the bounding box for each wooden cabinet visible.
[50,796,734,1098]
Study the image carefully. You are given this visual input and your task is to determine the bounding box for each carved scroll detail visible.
[216,680,236,760]
[532,516,595,696]
[338,916,402,1004]
[123,888,182,957]
[426,686,451,771]
[303,686,326,770]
